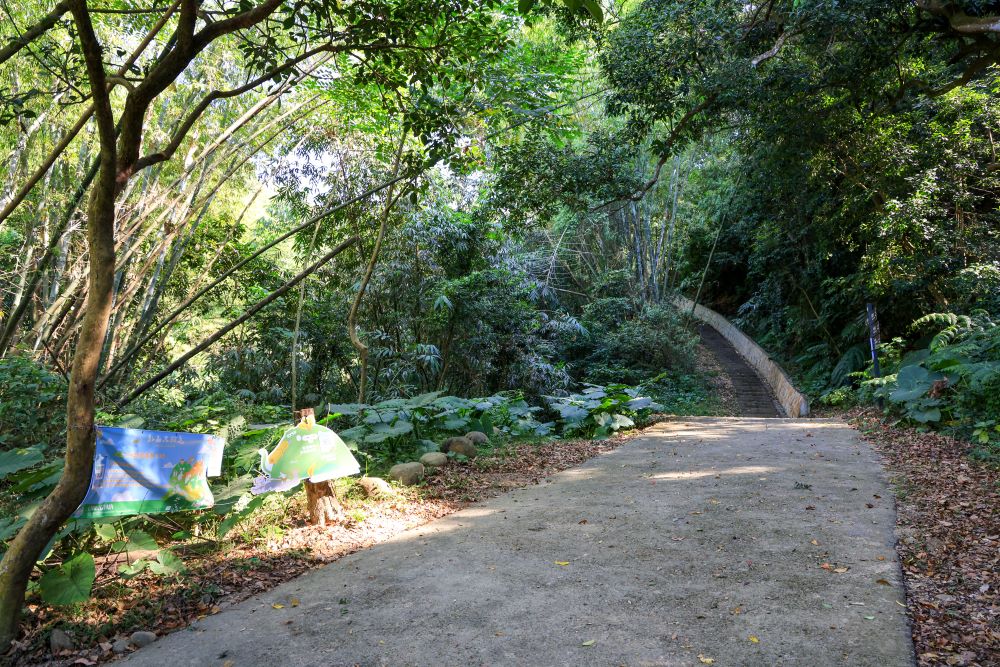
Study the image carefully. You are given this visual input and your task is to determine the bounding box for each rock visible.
[388,462,425,486]
[464,430,490,445]
[130,631,157,648]
[50,629,74,653]
[419,452,448,468]
[357,476,394,497]
[441,436,477,458]
[112,638,131,654]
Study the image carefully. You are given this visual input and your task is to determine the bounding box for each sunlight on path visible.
[124,418,913,667]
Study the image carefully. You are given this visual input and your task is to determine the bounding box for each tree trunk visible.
[304,480,342,527]
[0,1,117,648]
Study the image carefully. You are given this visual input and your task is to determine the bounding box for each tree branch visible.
[115,236,358,408]
[0,1,70,68]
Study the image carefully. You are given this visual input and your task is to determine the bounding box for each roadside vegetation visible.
[1,0,998,663]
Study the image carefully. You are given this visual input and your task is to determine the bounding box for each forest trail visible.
[123,418,913,667]
[697,324,783,418]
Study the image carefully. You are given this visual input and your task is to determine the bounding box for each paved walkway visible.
[124,418,913,666]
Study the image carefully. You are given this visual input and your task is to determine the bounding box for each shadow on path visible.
[124,418,913,667]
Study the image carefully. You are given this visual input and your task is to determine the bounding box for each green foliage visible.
[870,313,1000,441]
[38,553,95,606]
[546,384,661,438]
[0,356,65,452]
[572,302,698,386]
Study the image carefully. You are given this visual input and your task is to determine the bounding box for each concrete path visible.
[124,418,914,667]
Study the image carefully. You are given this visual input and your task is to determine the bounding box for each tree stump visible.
[304,480,341,527]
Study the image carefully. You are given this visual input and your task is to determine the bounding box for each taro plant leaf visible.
[889,365,933,403]
[0,516,26,541]
[0,446,44,480]
[118,559,150,578]
[610,414,635,431]
[93,523,117,541]
[908,403,942,423]
[125,530,158,552]
[625,397,653,410]
[39,552,96,605]
[442,417,471,431]
[338,425,369,442]
[325,403,366,417]
[147,550,187,576]
[370,421,413,437]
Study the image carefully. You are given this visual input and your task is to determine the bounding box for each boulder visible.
[357,476,394,497]
[419,452,448,468]
[465,430,490,445]
[442,436,477,458]
[130,631,157,648]
[112,638,131,654]
[388,462,425,486]
[50,629,74,653]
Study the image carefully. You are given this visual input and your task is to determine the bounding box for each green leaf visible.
[0,447,44,480]
[39,552,95,605]
[517,0,535,13]
[582,0,603,22]
[148,550,186,576]
[118,559,150,578]
[125,530,158,552]
[94,523,117,541]
[218,495,266,538]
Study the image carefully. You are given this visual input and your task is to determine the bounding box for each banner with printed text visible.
[75,427,225,519]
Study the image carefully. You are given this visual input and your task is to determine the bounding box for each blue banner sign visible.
[75,427,225,519]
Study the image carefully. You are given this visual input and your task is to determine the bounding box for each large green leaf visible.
[125,530,158,552]
[39,552,95,605]
[889,365,933,403]
[148,550,186,576]
[0,447,44,480]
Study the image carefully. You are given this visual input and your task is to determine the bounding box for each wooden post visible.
[296,407,342,526]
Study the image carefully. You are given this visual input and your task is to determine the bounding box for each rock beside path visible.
[465,430,489,445]
[130,631,157,648]
[441,436,477,458]
[357,476,393,497]
[419,452,448,467]
[50,629,74,653]
[388,462,424,485]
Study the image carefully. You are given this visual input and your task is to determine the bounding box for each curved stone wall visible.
[673,295,811,418]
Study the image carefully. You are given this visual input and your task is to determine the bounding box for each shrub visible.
[0,356,66,452]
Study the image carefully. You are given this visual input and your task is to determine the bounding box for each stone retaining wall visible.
[674,295,810,418]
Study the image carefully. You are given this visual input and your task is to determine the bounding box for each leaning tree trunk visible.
[0,1,118,647]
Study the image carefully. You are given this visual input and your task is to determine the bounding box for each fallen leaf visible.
[864,615,875,620]
[581,640,596,647]
[290,597,300,607]
[578,519,588,525]
[272,603,284,609]
[833,567,849,573]
[749,635,760,643]
[698,655,715,664]
[810,539,819,546]
[555,561,570,566]
[875,578,890,586]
